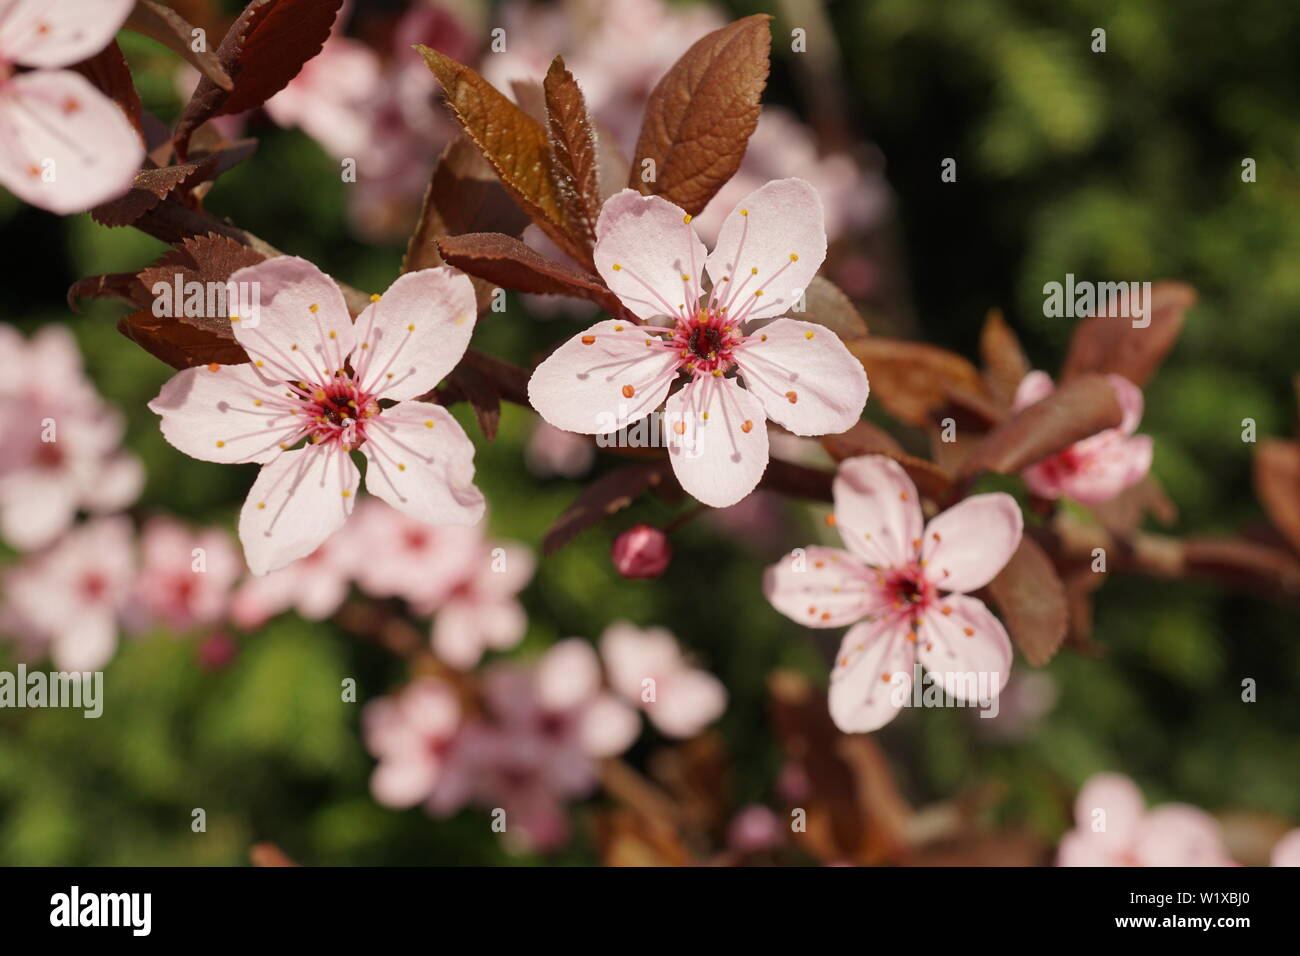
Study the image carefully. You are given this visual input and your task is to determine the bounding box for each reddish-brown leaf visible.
[543,461,670,556]
[118,309,248,369]
[630,14,771,215]
[440,362,500,442]
[985,536,1069,667]
[1253,440,1300,556]
[1060,281,1196,387]
[958,373,1123,480]
[820,423,953,502]
[846,337,985,428]
[979,308,1030,408]
[124,0,233,91]
[91,159,217,228]
[71,40,143,138]
[543,56,600,266]
[796,276,868,341]
[436,233,625,315]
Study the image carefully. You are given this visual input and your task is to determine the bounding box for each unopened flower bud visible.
[611,524,671,579]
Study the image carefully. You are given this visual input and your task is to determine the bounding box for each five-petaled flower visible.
[0,0,142,213]
[148,257,486,575]
[527,178,869,508]
[1013,371,1153,505]
[763,455,1023,733]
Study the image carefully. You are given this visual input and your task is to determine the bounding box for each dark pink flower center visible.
[671,309,742,376]
[301,375,380,451]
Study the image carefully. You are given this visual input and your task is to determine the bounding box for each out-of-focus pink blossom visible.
[728,804,786,853]
[0,325,142,550]
[2,517,134,670]
[1057,773,1235,867]
[363,677,468,812]
[0,0,143,213]
[610,524,671,579]
[229,536,355,628]
[128,517,240,632]
[600,621,726,738]
[196,630,239,670]
[1013,371,1153,506]
[265,35,382,158]
[974,671,1058,740]
[524,420,594,479]
[1272,829,1300,867]
[535,638,640,758]
[764,455,1022,733]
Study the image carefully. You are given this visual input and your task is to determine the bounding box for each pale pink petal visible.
[665,376,768,508]
[238,445,359,575]
[353,267,477,401]
[1073,773,1145,852]
[0,71,141,214]
[600,622,682,703]
[473,542,535,601]
[402,679,461,738]
[1108,374,1144,435]
[1056,829,1120,867]
[703,178,827,322]
[371,757,440,809]
[1052,434,1153,506]
[827,618,915,733]
[1012,370,1055,411]
[577,693,641,758]
[149,363,299,464]
[535,638,602,712]
[1270,829,1300,867]
[594,188,706,319]
[1134,805,1232,867]
[916,594,1012,701]
[647,668,727,738]
[832,455,923,568]
[226,257,355,379]
[0,470,77,549]
[920,493,1023,593]
[80,450,143,512]
[361,401,485,527]
[762,544,875,628]
[733,318,868,435]
[51,610,117,671]
[0,0,134,68]
[527,319,680,434]
[431,598,526,670]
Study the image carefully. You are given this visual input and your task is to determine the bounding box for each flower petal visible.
[600,622,682,703]
[227,256,355,380]
[528,319,680,434]
[0,0,134,68]
[648,668,727,738]
[734,317,868,435]
[353,266,477,401]
[1072,773,1146,853]
[827,618,914,733]
[665,376,769,507]
[578,693,641,758]
[535,638,602,712]
[360,401,485,527]
[1012,369,1055,411]
[1270,829,1300,867]
[832,454,923,568]
[238,445,358,575]
[148,363,301,464]
[594,188,707,319]
[916,594,1012,702]
[1108,374,1144,434]
[762,545,875,627]
[1134,805,1232,867]
[704,178,827,322]
[0,71,141,214]
[920,492,1023,593]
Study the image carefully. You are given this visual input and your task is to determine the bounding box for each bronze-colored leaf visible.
[630,14,771,215]
[543,56,600,267]
[125,0,233,91]
[71,40,143,138]
[68,272,151,313]
[1060,281,1196,387]
[958,373,1123,480]
[543,461,670,555]
[91,159,217,228]
[441,361,500,442]
[821,420,905,459]
[846,337,985,428]
[1253,440,1300,556]
[436,232,625,315]
[118,309,248,369]
[985,537,1068,667]
[978,308,1029,408]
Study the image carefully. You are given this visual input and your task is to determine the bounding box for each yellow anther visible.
[683,214,692,224]
[612,263,622,271]
[309,304,318,313]
[740,208,748,216]
[805,330,814,339]
[424,420,434,428]
[790,253,799,261]
[369,293,381,302]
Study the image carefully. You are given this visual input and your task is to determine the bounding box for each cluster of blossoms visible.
[1057,773,1300,868]
[364,621,726,850]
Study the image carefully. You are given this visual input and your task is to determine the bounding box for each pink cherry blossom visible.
[728,804,786,854]
[1057,773,1235,867]
[524,420,594,479]
[229,535,355,628]
[600,621,727,738]
[264,34,382,159]
[1272,829,1300,867]
[363,677,469,813]
[1013,371,1154,506]
[0,0,143,213]
[534,638,641,758]
[147,257,486,575]
[127,517,241,633]
[2,516,133,669]
[528,179,870,507]
[0,324,142,550]
[763,454,1023,733]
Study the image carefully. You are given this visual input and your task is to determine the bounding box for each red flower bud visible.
[611,524,671,579]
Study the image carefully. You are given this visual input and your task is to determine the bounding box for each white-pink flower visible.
[0,324,142,550]
[147,257,486,575]
[1057,773,1235,867]
[229,536,355,628]
[599,621,727,738]
[763,455,1023,733]
[527,179,870,507]
[363,677,469,813]
[264,34,381,159]
[535,638,641,758]
[0,0,142,213]
[2,516,134,669]
[1272,829,1300,867]
[1013,371,1153,505]
[128,517,241,632]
